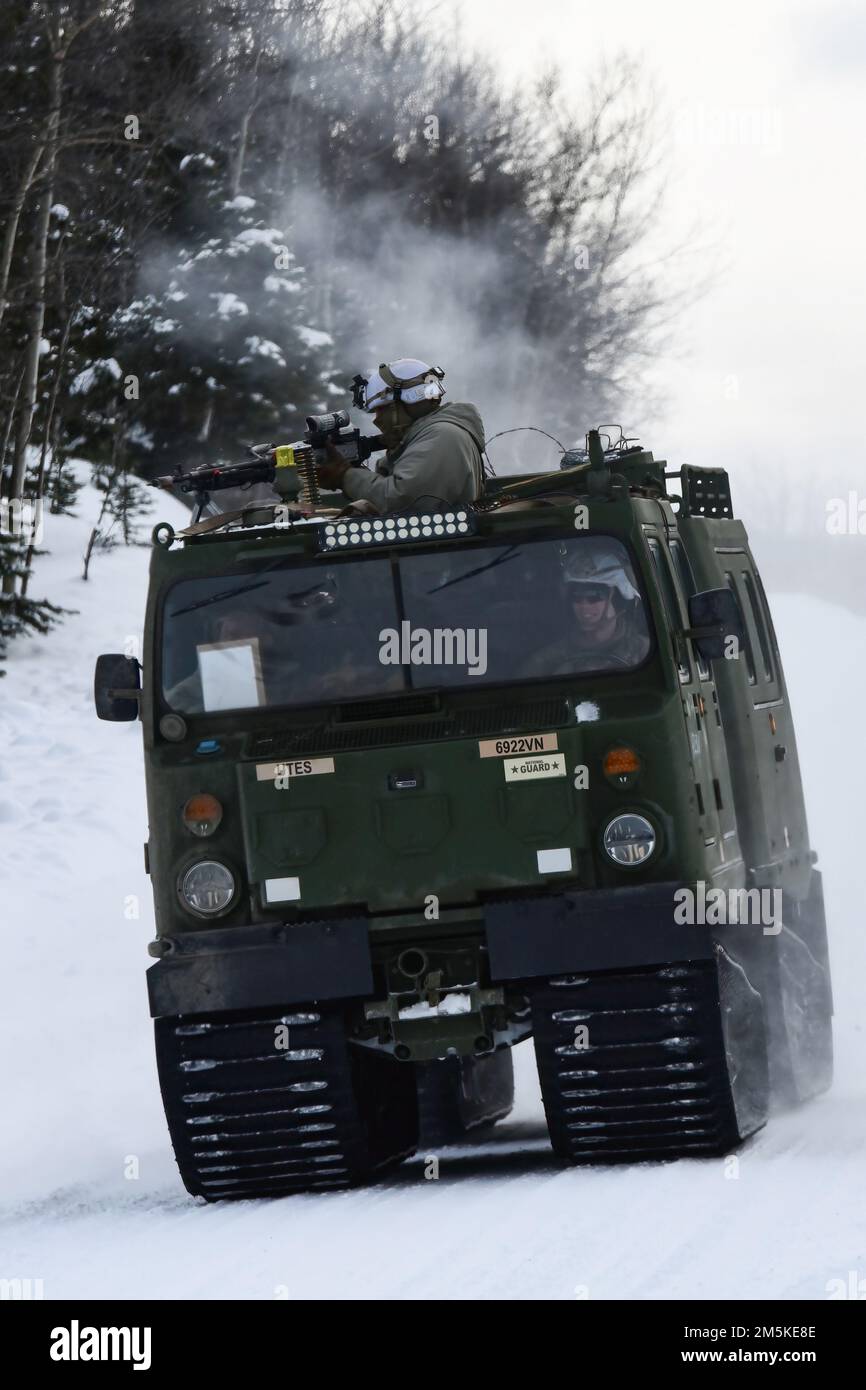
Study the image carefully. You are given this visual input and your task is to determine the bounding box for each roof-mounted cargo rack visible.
[679,465,734,519]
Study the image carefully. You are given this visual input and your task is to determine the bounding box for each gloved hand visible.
[316,438,350,490]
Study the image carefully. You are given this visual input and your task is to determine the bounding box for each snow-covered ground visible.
[1,483,864,1301]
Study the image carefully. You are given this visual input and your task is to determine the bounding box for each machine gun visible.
[150,410,385,515]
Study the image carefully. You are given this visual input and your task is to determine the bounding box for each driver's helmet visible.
[563,544,639,602]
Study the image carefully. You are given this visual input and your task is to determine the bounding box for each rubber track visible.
[531,962,744,1162]
[154,1005,418,1200]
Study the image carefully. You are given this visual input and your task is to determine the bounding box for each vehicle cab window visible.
[645,533,691,683]
[723,570,757,685]
[743,571,774,683]
[668,536,710,680]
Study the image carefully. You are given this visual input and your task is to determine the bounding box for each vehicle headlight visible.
[602,813,656,867]
[179,860,236,915]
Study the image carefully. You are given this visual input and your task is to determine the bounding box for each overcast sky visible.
[457,0,865,514]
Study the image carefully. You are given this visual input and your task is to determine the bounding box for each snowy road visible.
[1,489,864,1300]
[3,1050,864,1301]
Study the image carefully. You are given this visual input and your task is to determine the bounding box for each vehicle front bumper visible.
[147,881,709,1018]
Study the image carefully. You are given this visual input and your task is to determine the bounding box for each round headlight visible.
[180,860,236,916]
[602,813,656,867]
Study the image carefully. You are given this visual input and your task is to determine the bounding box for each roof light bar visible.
[317,510,475,551]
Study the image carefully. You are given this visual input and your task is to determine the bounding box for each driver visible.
[524,545,651,676]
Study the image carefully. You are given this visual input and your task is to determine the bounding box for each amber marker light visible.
[182,793,223,837]
[603,747,641,787]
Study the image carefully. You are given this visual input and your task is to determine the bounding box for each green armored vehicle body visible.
[95,431,833,1198]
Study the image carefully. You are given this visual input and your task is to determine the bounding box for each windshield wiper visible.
[425,545,520,593]
[169,579,271,618]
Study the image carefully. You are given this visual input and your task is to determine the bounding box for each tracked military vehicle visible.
[95,430,832,1199]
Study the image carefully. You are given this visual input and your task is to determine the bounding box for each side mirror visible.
[94,654,141,721]
[685,588,744,662]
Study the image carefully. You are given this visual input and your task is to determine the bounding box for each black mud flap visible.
[416,1050,515,1147]
[764,872,834,1107]
[485,883,713,982]
[148,918,374,1018]
[717,947,770,1140]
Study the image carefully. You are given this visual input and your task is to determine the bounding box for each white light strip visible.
[318,511,473,551]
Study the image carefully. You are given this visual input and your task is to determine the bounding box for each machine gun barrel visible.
[149,456,276,495]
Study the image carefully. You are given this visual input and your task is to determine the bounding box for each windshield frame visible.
[154,526,658,720]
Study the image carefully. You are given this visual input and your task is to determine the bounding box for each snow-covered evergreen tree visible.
[111,182,339,478]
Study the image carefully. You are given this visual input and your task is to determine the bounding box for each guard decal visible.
[503,753,566,782]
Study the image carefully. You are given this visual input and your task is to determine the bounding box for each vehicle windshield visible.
[160,535,652,713]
